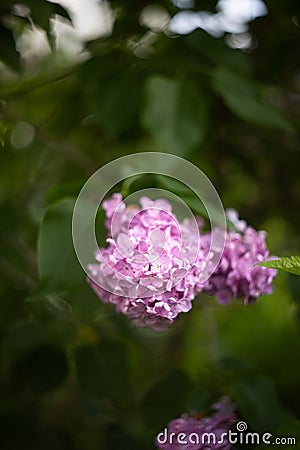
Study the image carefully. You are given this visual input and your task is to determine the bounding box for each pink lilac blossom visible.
[87,194,277,328]
[155,396,237,450]
[87,194,201,329]
[198,218,278,304]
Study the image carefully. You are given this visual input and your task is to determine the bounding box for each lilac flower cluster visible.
[199,226,277,304]
[87,194,277,328]
[196,208,278,304]
[156,397,237,450]
[88,193,200,329]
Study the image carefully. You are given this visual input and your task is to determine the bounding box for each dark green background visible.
[0,1,300,449]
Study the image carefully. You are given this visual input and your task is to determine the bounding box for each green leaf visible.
[259,256,300,276]
[141,76,209,155]
[89,72,143,137]
[22,1,72,31]
[121,175,142,196]
[64,281,104,321]
[212,68,291,130]
[37,198,84,292]
[156,174,196,196]
[51,3,72,23]
[187,32,251,74]
[24,0,53,31]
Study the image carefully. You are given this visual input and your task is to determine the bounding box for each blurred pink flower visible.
[198,211,277,304]
[156,396,237,450]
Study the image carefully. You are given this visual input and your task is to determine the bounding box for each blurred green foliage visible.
[260,255,300,276]
[0,1,300,449]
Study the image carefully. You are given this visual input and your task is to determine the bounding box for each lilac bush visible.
[156,397,237,450]
[87,194,277,329]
